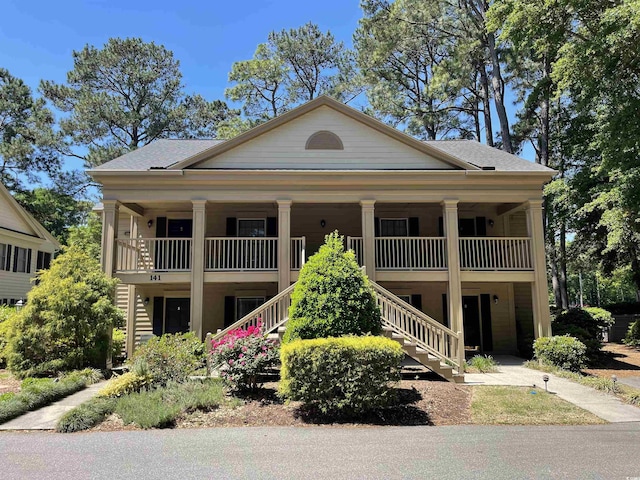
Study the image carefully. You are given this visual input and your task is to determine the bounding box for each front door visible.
[165,298,190,334]
[462,295,482,351]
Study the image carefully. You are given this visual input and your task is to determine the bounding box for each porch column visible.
[526,199,552,338]
[190,200,207,340]
[126,216,139,356]
[360,199,376,281]
[277,200,292,291]
[101,200,120,276]
[442,199,463,336]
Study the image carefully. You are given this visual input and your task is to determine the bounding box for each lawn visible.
[471,386,606,425]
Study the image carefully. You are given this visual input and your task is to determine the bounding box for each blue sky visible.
[1,0,533,164]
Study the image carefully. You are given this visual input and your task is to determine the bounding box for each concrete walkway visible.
[0,381,107,430]
[465,356,640,423]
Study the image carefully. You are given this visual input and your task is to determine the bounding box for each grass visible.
[525,360,640,407]
[465,355,499,373]
[56,397,116,433]
[0,369,100,424]
[471,386,606,425]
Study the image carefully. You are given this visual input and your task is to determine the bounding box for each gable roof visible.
[89,96,555,174]
[0,182,61,249]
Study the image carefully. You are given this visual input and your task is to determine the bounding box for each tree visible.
[41,37,238,168]
[67,212,102,260]
[226,23,359,127]
[283,232,381,343]
[0,68,61,191]
[7,245,124,376]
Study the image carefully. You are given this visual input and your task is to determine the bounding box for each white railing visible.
[210,283,296,342]
[346,236,363,266]
[375,237,447,270]
[115,238,192,272]
[291,237,306,270]
[371,281,463,372]
[205,237,278,271]
[459,237,532,270]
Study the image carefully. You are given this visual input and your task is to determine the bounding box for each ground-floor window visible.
[13,247,31,273]
[236,296,265,320]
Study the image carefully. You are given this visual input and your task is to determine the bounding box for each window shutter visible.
[26,249,32,274]
[266,217,277,237]
[411,294,422,311]
[12,248,18,273]
[438,217,444,236]
[155,217,167,238]
[5,245,11,271]
[226,218,237,237]
[480,294,494,351]
[224,296,236,327]
[374,217,380,237]
[152,297,164,336]
[408,217,420,236]
[475,217,487,237]
[44,253,51,269]
[442,293,449,328]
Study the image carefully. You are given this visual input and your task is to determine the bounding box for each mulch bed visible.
[584,343,640,378]
[0,369,20,395]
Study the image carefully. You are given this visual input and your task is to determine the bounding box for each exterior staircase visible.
[209,281,465,383]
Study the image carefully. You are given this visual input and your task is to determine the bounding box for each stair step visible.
[390,334,405,345]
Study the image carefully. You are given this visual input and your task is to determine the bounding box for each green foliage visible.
[533,335,587,372]
[279,336,404,415]
[129,333,204,386]
[583,307,615,329]
[552,308,608,361]
[7,246,124,376]
[283,232,381,343]
[0,306,17,368]
[466,355,499,373]
[41,37,238,168]
[97,372,151,398]
[624,320,640,347]
[0,370,96,424]
[56,397,116,433]
[111,328,126,361]
[67,212,102,260]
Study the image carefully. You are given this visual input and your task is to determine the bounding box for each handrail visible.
[115,238,192,272]
[210,282,297,342]
[370,281,463,372]
[459,236,532,270]
[205,237,278,271]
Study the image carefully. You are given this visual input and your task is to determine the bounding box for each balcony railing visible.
[291,237,306,270]
[205,237,278,271]
[459,237,532,270]
[115,238,192,272]
[346,236,363,265]
[376,237,447,270]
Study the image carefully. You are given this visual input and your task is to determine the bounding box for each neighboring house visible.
[90,96,555,380]
[0,182,61,305]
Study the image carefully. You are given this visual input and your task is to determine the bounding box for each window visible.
[0,244,10,271]
[238,219,266,238]
[236,297,265,320]
[397,295,411,304]
[36,251,52,271]
[305,131,343,150]
[380,218,408,237]
[13,247,31,273]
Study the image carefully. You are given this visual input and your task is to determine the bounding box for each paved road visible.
[2,424,640,479]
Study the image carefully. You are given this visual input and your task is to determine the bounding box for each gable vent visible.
[305,131,344,150]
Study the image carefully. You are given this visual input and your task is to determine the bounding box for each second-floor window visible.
[380,218,408,237]
[13,247,31,273]
[0,243,11,271]
[238,219,266,237]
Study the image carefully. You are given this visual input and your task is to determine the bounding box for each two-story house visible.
[91,96,554,379]
[0,182,60,304]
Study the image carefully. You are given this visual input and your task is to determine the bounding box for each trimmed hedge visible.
[625,320,640,347]
[279,336,404,415]
[97,372,152,398]
[283,232,381,343]
[534,335,587,372]
[552,308,612,362]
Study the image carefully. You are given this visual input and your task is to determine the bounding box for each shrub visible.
[466,355,499,373]
[210,325,279,391]
[552,308,607,362]
[97,372,152,398]
[112,328,126,362]
[162,379,226,413]
[0,306,17,368]
[7,246,124,376]
[129,332,204,386]
[583,307,615,330]
[115,389,181,429]
[533,335,587,372]
[283,232,381,343]
[56,397,116,433]
[624,320,640,347]
[280,336,404,415]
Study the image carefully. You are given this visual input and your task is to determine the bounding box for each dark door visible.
[459,218,476,237]
[165,298,190,334]
[462,296,481,351]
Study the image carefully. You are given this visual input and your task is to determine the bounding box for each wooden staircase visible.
[209,281,465,383]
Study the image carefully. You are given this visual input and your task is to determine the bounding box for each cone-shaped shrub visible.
[283,232,381,343]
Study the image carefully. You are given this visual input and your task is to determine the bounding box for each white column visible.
[442,199,464,344]
[360,200,376,281]
[277,200,292,291]
[190,200,207,340]
[101,200,120,277]
[126,216,139,357]
[526,199,552,338]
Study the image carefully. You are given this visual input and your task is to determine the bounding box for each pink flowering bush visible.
[210,324,279,391]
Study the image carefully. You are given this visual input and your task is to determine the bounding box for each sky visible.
[1,0,534,168]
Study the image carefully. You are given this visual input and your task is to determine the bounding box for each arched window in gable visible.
[305,131,344,150]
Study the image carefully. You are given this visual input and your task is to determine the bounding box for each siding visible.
[513,282,534,338]
[0,233,42,301]
[194,106,455,170]
[508,211,528,236]
[0,197,38,235]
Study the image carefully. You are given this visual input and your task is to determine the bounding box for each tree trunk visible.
[478,64,493,146]
[486,31,513,153]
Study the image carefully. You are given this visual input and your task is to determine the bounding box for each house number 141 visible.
[150,275,161,281]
